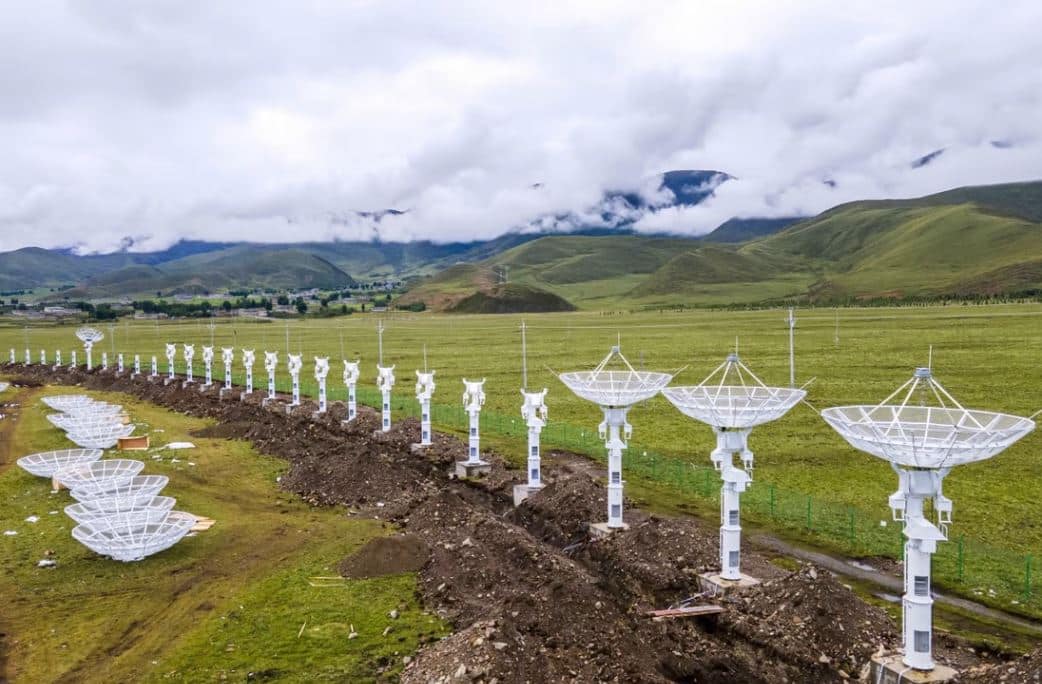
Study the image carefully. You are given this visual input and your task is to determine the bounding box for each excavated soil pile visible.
[6,363,1016,682]
[720,565,897,680]
[963,649,1042,682]
[508,469,608,547]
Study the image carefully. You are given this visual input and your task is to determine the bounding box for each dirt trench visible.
[4,363,1033,683]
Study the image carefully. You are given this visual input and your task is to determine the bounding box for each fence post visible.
[957,535,965,582]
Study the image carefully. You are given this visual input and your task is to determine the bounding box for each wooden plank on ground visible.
[646,605,724,620]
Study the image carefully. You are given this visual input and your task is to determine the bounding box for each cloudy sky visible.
[2,0,1041,253]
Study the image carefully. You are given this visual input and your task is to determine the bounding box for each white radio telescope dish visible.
[557,345,673,531]
[821,366,1034,673]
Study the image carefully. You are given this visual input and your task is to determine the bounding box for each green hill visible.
[758,186,1042,299]
[448,283,576,313]
[66,249,355,298]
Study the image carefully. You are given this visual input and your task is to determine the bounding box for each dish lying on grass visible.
[16,448,104,478]
[71,511,196,562]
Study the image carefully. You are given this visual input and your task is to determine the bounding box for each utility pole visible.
[520,320,528,391]
[787,307,796,388]
[377,320,385,366]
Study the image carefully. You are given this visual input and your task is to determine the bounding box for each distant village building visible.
[42,306,79,318]
[235,308,268,318]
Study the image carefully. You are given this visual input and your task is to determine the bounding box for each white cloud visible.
[0,0,1040,252]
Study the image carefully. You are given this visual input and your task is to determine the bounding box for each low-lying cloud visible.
[1,1,1040,253]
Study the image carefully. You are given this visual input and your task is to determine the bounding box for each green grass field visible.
[3,303,1042,618]
[0,386,447,682]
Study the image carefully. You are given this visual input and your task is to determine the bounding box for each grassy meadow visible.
[0,386,447,682]
[3,302,1042,616]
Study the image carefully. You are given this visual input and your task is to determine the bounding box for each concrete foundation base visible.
[869,655,958,683]
[311,410,327,421]
[284,403,300,415]
[455,460,491,478]
[163,377,175,386]
[697,571,760,596]
[513,483,543,506]
[180,380,194,389]
[199,383,213,393]
[589,522,629,539]
[341,418,355,427]
[410,443,431,453]
[261,397,274,407]
[219,388,239,401]
[239,392,252,402]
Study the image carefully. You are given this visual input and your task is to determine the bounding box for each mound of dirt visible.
[963,648,1042,682]
[339,534,430,578]
[508,470,607,546]
[721,564,898,679]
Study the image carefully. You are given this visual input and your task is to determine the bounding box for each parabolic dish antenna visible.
[71,511,196,562]
[65,423,135,450]
[48,414,126,433]
[821,366,1035,673]
[662,352,806,586]
[76,327,104,345]
[557,345,673,531]
[58,402,125,419]
[821,368,1034,470]
[65,496,176,526]
[70,475,169,503]
[16,449,104,478]
[56,459,145,496]
[662,353,806,429]
[41,395,96,411]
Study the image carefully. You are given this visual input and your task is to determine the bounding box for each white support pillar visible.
[889,467,949,672]
[287,354,302,407]
[85,343,93,370]
[116,353,124,374]
[462,379,488,466]
[201,346,214,388]
[264,352,278,402]
[314,357,330,413]
[600,407,632,528]
[415,371,436,446]
[242,350,255,394]
[221,348,234,390]
[101,351,108,370]
[40,349,46,365]
[183,344,195,384]
[514,389,549,505]
[377,365,395,432]
[8,348,14,364]
[71,350,77,368]
[150,355,158,378]
[165,344,177,380]
[133,354,141,377]
[711,427,753,581]
[25,348,31,365]
[54,350,62,369]
[343,361,360,423]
